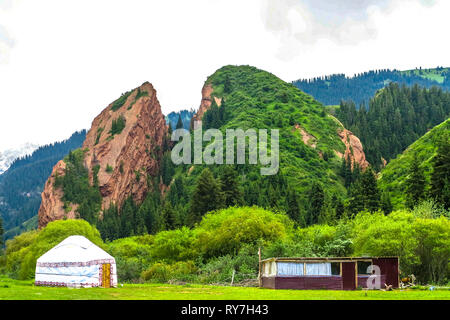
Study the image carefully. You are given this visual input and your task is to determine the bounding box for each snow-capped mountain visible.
[0,143,39,174]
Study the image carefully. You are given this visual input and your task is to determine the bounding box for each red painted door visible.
[342,262,356,290]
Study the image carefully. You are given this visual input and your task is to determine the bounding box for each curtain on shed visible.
[277,262,304,276]
[305,263,332,275]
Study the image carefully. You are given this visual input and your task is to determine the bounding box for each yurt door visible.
[102,264,111,288]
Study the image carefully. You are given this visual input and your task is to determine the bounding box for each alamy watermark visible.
[366,265,381,289]
[171,121,279,175]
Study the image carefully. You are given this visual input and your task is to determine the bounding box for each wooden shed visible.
[260,257,399,290]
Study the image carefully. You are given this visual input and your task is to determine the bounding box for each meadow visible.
[0,277,449,300]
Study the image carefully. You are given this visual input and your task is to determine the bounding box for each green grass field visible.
[0,278,449,300]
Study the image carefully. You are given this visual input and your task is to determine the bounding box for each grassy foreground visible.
[0,278,449,300]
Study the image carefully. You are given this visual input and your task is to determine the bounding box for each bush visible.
[194,206,289,259]
[150,227,197,263]
[351,210,450,284]
[197,244,259,284]
[107,235,154,283]
[141,261,197,283]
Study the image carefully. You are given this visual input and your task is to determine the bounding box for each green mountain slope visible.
[156,65,367,227]
[201,65,346,190]
[378,118,450,209]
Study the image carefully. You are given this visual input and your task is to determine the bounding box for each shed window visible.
[358,261,372,275]
[331,262,340,275]
[277,262,304,276]
[305,263,332,276]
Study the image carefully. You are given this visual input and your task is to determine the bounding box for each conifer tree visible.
[287,188,301,223]
[405,154,426,208]
[188,168,224,225]
[161,201,177,230]
[176,114,184,130]
[360,168,381,213]
[220,166,243,207]
[430,136,450,209]
[134,208,148,235]
[120,197,136,238]
[349,168,381,215]
[381,191,393,215]
[307,182,324,225]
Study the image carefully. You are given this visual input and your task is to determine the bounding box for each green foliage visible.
[150,227,197,263]
[188,168,224,225]
[405,154,426,208]
[106,235,153,283]
[306,182,325,225]
[127,88,149,110]
[351,210,450,284]
[379,119,450,209]
[220,166,244,207]
[336,83,450,169]
[196,244,259,284]
[109,115,126,136]
[141,261,197,283]
[1,220,103,280]
[193,206,288,259]
[111,91,132,111]
[186,65,348,222]
[95,127,104,145]
[430,134,450,209]
[54,149,102,224]
[0,131,85,241]
[105,164,113,174]
[293,68,450,107]
[348,168,381,215]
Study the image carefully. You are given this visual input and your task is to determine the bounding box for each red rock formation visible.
[38,82,169,228]
[38,161,78,228]
[191,83,222,124]
[336,128,370,170]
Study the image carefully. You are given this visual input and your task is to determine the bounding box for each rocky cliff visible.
[336,128,370,170]
[38,82,169,228]
[191,83,222,124]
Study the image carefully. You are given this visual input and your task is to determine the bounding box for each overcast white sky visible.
[0,0,449,150]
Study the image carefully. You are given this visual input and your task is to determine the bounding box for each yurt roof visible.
[37,235,115,263]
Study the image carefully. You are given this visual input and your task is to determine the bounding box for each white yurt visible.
[35,235,118,288]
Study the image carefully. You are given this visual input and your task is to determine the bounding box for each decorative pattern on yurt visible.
[35,235,118,288]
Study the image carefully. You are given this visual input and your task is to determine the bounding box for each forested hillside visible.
[293,67,450,106]
[335,83,450,169]
[0,131,86,239]
[98,65,384,241]
[379,119,450,210]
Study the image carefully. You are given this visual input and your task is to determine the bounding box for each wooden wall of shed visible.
[275,276,343,290]
[261,277,276,289]
[372,257,399,288]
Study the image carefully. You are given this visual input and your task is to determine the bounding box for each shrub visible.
[110,116,126,136]
[107,235,154,283]
[194,206,289,259]
[111,91,132,111]
[150,227,197,263]
[141,261,197,283]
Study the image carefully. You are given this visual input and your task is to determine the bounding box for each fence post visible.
[258,247,262,287]
[231,269,236,286]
